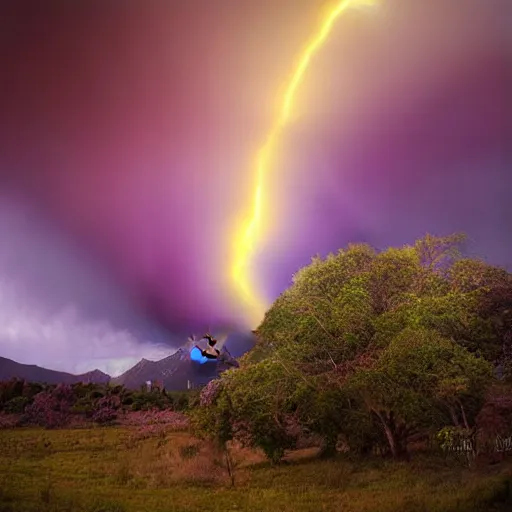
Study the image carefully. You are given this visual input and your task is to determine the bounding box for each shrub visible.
[23,385,74,428]
[92,395,121,425]
[0,413,20,429]
[3,396,29,414]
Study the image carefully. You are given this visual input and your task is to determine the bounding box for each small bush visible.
[0,414,19,429]
[3,396,29,414]
[179,443,200,460]
[23,386,74,429]
[92,395,121,425]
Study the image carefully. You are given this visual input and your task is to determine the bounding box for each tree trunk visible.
[222,442,235,487]
[447,405,460,427]
[374,410,409,460]
[458,401,470,430]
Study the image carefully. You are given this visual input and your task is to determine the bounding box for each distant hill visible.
[0,356,111,385]
[110,346,239,390]
[0,335,248,390]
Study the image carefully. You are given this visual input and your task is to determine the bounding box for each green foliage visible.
[225,360,299,463]
[0,379,44,411]
[191,362,299,463]
[205,234,510,461]
[166,391,194,411]
[351,328,492,429]
[130,391,160,411]
[0,380,195,429]
[4,396,29,414]
[191,379,233,446]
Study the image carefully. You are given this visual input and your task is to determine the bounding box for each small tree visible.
[191,379,237,484]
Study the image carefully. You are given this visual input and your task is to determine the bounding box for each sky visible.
[0,0,510,375]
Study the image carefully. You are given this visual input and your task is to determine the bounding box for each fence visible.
[495,435,512,453]
[441,433,512,454]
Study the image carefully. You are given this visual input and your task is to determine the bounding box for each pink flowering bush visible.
[199,379,223,407]
[0,413,20,429]
[119,409,189,442]
[23,384,74,429]
[231,419,253,447]
[92,395,121,424]
[0,380,195,431]
[120,409,189,429]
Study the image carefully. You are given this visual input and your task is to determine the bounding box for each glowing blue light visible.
[190,346,216,365]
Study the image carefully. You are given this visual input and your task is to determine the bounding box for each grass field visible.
[0,426,511,512]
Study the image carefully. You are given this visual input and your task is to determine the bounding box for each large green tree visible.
[202,234,507,461]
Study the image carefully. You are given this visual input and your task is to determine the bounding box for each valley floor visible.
[0,427,511,512]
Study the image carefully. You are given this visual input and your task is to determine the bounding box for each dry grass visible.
[0,427,510,512]
[116,434,229,487]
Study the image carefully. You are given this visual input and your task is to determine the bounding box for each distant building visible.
[145,379,164,392]
[152,379,164,392]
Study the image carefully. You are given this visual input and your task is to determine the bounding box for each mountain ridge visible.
[110,346,239,390]
[0,356,111,385]
[0,343,240,390]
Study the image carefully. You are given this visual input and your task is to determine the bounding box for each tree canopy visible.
[195,234,511,460]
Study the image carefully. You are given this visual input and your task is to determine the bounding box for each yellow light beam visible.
[231,0,377,325]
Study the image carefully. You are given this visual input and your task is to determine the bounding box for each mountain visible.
[0,336,246,390]
[80,369,111,384]
[110,346,239,390]
[0,356,111,385]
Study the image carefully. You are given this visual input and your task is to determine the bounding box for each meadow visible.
[0,425,511,512]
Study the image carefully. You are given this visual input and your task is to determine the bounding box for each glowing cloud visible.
[231,0,378,325]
